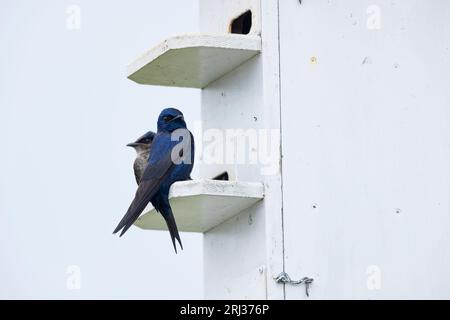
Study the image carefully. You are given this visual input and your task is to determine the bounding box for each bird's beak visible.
[126,142,139,147]
[169,114,184,122]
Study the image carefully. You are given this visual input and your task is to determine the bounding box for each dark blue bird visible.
[114,108,195,253]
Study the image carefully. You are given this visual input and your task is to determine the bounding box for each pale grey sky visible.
[0,0,203,299]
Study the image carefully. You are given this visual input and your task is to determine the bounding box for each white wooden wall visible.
[200,0,450,299]
[280,0,450,299]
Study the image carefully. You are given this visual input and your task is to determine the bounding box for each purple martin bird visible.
[127,131,156,185]
[114,108,194,253]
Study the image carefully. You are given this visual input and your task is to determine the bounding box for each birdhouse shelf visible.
[127,33,262,88]
[134,179,264,233]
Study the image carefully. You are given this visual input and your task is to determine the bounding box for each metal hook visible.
[274,272,314,297]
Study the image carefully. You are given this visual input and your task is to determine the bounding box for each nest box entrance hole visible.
[230,10,252,35]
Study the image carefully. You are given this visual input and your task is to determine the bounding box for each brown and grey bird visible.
[126,131,156,184]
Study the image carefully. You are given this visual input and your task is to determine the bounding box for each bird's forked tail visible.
[162,206,183,253]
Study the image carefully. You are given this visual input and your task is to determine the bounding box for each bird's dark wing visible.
[113,150,180,236]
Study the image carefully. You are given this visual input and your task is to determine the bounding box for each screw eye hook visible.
[274,272,314,297]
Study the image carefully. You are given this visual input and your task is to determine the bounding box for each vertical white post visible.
[199,0,285,299]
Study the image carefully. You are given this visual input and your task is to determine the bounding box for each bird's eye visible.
[163,115,173,122]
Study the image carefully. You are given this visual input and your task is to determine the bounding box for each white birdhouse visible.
[127,0,450,299]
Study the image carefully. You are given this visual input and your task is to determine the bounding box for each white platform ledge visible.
[134,179,265,233]
[127,33,262,88]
